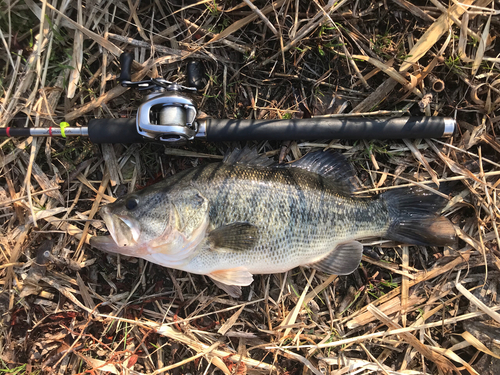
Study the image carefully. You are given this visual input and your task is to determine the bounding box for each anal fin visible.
[309,241,363,275]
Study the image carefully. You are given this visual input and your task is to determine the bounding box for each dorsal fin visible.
[223,148,275,167]
[286,151,358,193]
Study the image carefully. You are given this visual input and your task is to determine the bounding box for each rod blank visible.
[0,126,88,138]
[203,116,455,141]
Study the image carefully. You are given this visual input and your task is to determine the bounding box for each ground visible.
[1,1,500,374]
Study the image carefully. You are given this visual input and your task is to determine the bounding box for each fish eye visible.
[125,198,139,210]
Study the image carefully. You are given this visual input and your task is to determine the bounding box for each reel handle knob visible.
[118,52,133,85]
[186,60,204,90]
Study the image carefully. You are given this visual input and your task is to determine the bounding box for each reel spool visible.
[137,91,198,143]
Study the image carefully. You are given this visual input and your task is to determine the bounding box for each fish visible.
[90,149,456,297]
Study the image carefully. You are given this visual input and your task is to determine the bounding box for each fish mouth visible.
[90,235,124,254]
[100,206,141,248]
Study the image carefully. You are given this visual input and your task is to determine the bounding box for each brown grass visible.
[1,1,500,374]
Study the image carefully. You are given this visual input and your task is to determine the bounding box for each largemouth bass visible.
[91,149,455,297]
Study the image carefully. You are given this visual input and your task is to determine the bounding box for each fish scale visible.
[181,163,388,274]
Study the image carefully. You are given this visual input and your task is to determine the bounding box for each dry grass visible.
[1,1,500,374]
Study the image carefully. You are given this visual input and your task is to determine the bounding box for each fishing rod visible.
[0,53,456,144]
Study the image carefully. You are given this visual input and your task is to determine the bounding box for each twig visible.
[242,0,278,36]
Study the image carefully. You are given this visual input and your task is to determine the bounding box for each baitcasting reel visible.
[117,53,200,144]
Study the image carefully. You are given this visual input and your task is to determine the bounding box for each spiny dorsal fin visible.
[286,151,358,193]
[208,222,259,252]
[308,241,363,275]
[223,148,275,167]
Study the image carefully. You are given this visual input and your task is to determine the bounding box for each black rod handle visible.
[118,52,133,84]
[88,118,145,143]
[204,117,455,141]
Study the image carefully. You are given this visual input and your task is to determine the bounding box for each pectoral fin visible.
[309,241,363,275]
[208,222,259,252]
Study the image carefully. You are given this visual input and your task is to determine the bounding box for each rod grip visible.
[88,118,145,143]
[118,52,133,84]
[204,117,455,141]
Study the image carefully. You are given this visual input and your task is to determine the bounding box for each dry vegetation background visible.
[1,0,500,374]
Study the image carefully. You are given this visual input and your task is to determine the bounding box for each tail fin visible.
[382,187,456,246]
